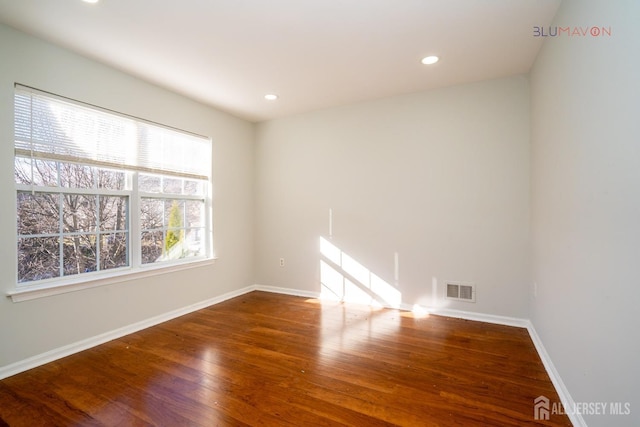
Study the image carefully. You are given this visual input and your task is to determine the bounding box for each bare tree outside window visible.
[15,158,128,282]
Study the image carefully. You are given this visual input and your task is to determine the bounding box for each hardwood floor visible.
[0,291,571,426]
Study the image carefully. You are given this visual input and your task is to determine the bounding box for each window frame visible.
[11,86,214,302]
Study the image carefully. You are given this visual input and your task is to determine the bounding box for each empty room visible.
[0,0,637,426]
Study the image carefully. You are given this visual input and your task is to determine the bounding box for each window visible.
[14,85,212,288]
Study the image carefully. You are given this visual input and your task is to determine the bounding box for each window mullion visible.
[58,193,64,279]
[130,172,141,269]
[16,183,130,197]
[206,182,213,259]
[96,195,101,272]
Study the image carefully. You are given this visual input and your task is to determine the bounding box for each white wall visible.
[0,24,255,368]
[530,1,640,426]
[255,76,531,318]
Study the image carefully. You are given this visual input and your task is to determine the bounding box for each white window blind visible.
[14,84,211,180]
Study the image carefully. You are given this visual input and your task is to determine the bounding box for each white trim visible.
[8,258,218,302]
[253,284,320,299]
[253,285,529,328]
[422,307,530,328]
[0,285,253,380]
[526,322,585,427]
[16,182,131,197]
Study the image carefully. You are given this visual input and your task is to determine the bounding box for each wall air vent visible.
[445,281,476,303]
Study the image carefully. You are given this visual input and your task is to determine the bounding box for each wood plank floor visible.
[0,291,571,426]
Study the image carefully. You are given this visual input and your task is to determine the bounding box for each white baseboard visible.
[1,283,582,427]
[253,284,321,299]
[0,285,255,380]
[253,284,529,328]
[420,306,531,328]
[526,322,585,427]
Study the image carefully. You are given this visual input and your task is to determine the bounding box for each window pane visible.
[184,228,204,257]
[185,200,204,228]
[15,157,59,186]
[164,200,185,259]
[34,159,60,187]
[140,198,164,230]
[139,174,161,193]
[97,169,125,190]
[162,177,182,194]
[63,235,97,276]
[63,194,97,233]
[100,232,128,270]
[17,192,60,235]
[17,237,60,282]
[14,157,32,185]
[184,180,203,195]
[99,196,128,232]
[60,163,96,189]
[164,200,185,228]
[141,230,163,264]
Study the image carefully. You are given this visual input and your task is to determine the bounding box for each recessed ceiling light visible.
[421,55,439,65]
[82,0,99,3]
[264,94,278,101]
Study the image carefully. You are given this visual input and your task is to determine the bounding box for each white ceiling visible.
[0,0,561,122]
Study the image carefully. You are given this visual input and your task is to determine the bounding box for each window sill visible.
[7,258,218,303]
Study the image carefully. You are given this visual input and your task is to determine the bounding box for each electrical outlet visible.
[533,282,538,298]
[279,258,285,267]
